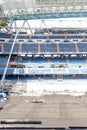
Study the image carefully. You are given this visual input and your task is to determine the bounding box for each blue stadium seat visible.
[4,43,12,53]
[67,35,80,39]
[17,35,29,39]
[78,43,87,52]
[40,43,57,53]
[32,35,47,39]
[0,57,8,64]
[0,32,10,39]
[13,43,20,53]
[3,43,20,53]
[0,43,2,52]
[22,43,38,53]
[49,35,65,39]
[59,43,76,52]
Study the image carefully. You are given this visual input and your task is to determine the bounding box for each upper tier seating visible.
[0,42,87,54]
[4,43,12,52]
[3,43,20,53]
[32,35,47,39]
[49,35,65,39]
[59,43,76,52]
[22,43,38,53]
[16,35,29,39]
[67,35,83,39]
[0,32,85,40]
[0,33,10,39]
[13,44,20,53]
[40,43,57,53]
[78,43,87,52]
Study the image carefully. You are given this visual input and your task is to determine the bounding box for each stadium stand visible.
[0,29,87,80]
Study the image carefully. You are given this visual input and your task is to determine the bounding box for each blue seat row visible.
[3,43,21,53]
[78,43,87,52]
[67,35,83,39]
[40,43,57,52]
[0,32,86,40]
[59,43,76,52]
[0,32,10,38]
[22,43,38,53]
[15,35,85,39]
[1,42,87,53]
[4,43,12,52]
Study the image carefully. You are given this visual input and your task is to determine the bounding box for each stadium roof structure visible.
[0,0,87,21]
[0,0,87,33]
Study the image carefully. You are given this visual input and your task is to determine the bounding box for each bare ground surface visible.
[0,94,87,128]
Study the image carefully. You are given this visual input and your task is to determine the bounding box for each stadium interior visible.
[1,0,87,129]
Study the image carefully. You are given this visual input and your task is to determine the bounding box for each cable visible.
[1,21,25,88]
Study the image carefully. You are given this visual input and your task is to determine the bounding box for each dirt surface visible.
[0,94,87,128]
